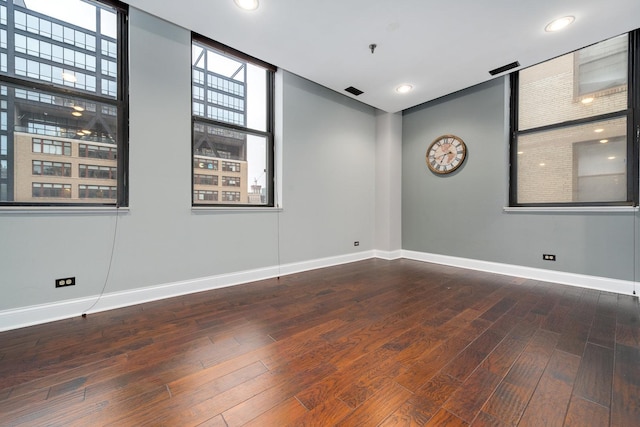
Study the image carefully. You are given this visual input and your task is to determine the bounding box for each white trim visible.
[373,249,403,260]
[191,207,282,213]
[503,206,638,213]
[2,248,635,332]
[402,250,637,296]
[0,250,374,332]
[277,250,375,276]
[0,207,127,215]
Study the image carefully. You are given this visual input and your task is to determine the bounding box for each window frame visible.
[191,33,276,208]
[0,0,129,208]
[509,31,639,208]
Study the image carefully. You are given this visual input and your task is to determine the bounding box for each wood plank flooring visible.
[0,258,639,426]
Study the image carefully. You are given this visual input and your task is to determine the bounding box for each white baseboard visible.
[0,250,374,332]
[373,249,403,260]
[2,248,635,332]
[402,250,638,296]
[279,250,375,276]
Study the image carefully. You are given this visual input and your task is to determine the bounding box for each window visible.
[78,164,117,179]
[194,174,217,186]
[78,143,117,160]
[0,0,128,206]
[78,184,116,199]
[510,32,637,206]
[193,156,217,170]
[32,138,71,156]
[575,36,627,99]
[32,182,71,198]
[221,160,241,172]
[194,189,217,201]
[222,176,240,187]
[32,160,71,177]
[192,34,275,206]
[221,191,241,202]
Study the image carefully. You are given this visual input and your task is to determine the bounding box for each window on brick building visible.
[0,0,128,207]
[191,34,275,207]
[510,32,637,206]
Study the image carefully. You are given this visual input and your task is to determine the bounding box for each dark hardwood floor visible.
[1,258,639,426]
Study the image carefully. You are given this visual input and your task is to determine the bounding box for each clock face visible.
[426,134,467,174]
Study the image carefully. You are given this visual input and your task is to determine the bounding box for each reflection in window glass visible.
[519,35,628,131]
[516,117,627,204]
[192,36,274,206]
[576,35,627,97]
[512,33,632,206]
[0,0,126,205]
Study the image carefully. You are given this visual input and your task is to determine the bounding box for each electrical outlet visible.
[55,277,76,288]
[354,241,360,246]
[542,254,556,261]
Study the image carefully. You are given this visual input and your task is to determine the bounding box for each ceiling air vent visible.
[489,61,520,76]
[345,86,364,96]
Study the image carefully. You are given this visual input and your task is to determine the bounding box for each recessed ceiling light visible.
[545,16,575,32]
[581,97,594,104]
[608,156,616,160]
[396,84,413,94]
[517,151,524,155]
[72,105,85,112]
[71,111,82,117]
[234,0,259,11]
[600,139,609,143]
[539,163,546,166]
[594,128,604,133]
[62,72,77,83]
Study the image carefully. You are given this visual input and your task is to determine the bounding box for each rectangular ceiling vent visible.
[489,61,520,76]
[345,86,364,96]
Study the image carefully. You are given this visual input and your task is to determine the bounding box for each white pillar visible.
[374,110,402,257]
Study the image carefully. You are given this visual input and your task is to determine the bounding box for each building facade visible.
[0,0,120,204]
[516,34,628,204]
[191,39,256,205]
[13,131,117,202]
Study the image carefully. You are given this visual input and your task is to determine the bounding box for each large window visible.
[510,32,637,206]
[191,34,275,206]
[0,0,128,206]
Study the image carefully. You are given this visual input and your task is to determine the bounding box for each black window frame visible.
[191,33,275,207]
[0,0,129,208]
[510,30,639,208]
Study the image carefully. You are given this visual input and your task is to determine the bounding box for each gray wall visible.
[402,77,639,282]
[279,74,376,263]
[2,7,637,318]
[0,9,376,312]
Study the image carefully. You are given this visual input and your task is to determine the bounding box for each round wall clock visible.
[426,134,467,175]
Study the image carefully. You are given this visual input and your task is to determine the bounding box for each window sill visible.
[192,206,283,213]
[503,206,638,213]
[0,206,127,215]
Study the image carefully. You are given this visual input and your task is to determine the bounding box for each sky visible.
[24,0,116,38]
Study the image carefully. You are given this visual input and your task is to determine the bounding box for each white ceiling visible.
[124,0,640,113]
